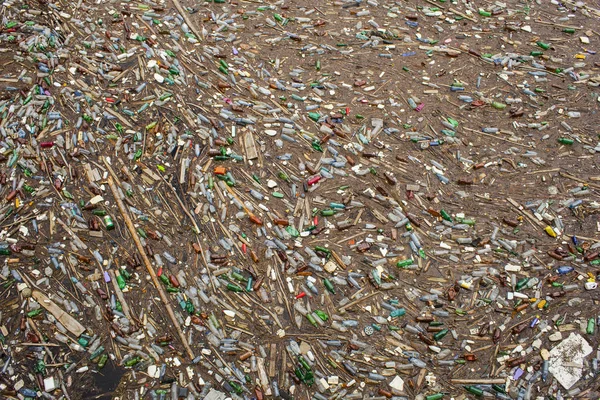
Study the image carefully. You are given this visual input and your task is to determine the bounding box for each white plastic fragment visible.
[43,377,57,392]
[389,375,404,391]
[147,365,160,378]
[204,389,228,400]
[548,333,592,389]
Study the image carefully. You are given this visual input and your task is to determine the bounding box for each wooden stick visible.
[27,317,57,364]
[107,176,195,360]
[337,291,379,312]
[560,171,600,189]
[171,0,203,42]
[108,270,132,320]
[463,127,532,148]
[449,7,477,22]
[450,378,506,384]
[535,19,580,30]
[160,174,202,233]
[20,342,62,347]
[330,250,347,270]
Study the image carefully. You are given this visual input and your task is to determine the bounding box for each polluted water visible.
[1,0,600,399]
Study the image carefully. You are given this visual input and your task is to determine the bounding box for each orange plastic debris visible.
[249,214,263,225]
